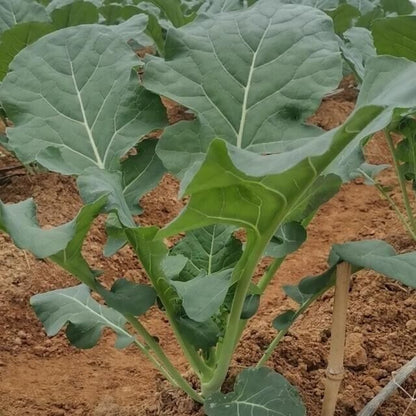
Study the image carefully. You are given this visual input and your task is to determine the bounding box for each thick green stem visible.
[385,129,416,236]
[201,236,267,397]
[126,315,204,404]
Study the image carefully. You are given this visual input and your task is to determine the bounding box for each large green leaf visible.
[0,0,49,34]
[205,367,306,416]
[170,224,243,281]
[31,284,134,349]
[331,240,416,288]
[147,0,342,175]
[0,24,167,174]
[372,16,416,62]
[158,56,416,247]
[0,22,54,81]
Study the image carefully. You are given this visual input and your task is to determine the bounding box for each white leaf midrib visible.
[67,50,105,169]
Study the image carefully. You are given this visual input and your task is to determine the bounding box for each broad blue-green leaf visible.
[171,269,232,322]
[372,16,416,62]
[99,278,157,316]
[0,0,49,34]
[148,1,342,174]
[199,0,248,14]
[0,25,166,174]
[205,367,306,416]
[171,224,242,281]
[0,197,106,285]
[50,1,99,28]
[31,284,134,349]
[0,22,54,81]
[331,240,416,288]
[339,27,375,82]
[265,222,306,259]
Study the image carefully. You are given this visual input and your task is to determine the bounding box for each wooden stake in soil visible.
[321,262,352,416]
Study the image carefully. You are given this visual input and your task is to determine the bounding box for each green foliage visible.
[1,1,416,413]
[205,367,306,415]
[31,285,135,348]
[372,16,416,62]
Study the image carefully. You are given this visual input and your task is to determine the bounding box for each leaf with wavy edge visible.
[0,24,167,174]
[147,0,342,175]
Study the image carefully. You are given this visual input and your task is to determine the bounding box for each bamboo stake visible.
[321,262,352,416]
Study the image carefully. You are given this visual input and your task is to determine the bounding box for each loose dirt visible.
[0,83,415,416]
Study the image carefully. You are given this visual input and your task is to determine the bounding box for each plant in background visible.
[0,1,416,415]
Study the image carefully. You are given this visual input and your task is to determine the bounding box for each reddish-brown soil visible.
[0,85,415,416]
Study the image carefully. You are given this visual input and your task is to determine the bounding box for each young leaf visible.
[331,240,416,288]
[372,16,416,62]
[175,316,220,350]
[148,0,342,174]
[0,25,167,173]
[0,0,49,34]
[205,367,306,416]
[273,309,296,331]
[170,269,232,322]
[265,222,306,259]
[31,284,134,349]
[98,278,157,316]
[240,294,260,319]
[171,224,242,281]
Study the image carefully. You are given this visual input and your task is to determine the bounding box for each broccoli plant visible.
[1,1,416,415]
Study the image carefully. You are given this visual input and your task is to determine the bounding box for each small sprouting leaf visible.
[0,0,49,34]
[175,316,220,350]
[265,222,306,259]
[205,367,306,416]
[99,278,156,317]
[171,269,232,322]
[372,16,416,62]
[0,25,167,173]
[283,284,309,305]
[331,240,416,288]
[162,255,188,280]
[171,224,242,281]
[240,294,260,320]
[31,284,134,349]
[327,4,360,34]
[298,266,337,295]
[273,310,296,331]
